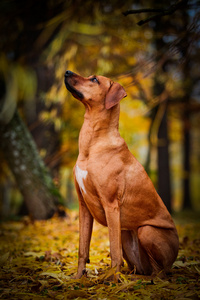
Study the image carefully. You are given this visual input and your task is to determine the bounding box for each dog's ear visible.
[105,82,127,110]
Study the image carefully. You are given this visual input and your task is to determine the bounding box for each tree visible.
[1,0,200,217]
[0,111,59,220]
[123,0,200,211]
[0,1,67,219]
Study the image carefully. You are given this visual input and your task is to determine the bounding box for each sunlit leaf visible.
[0,213,200,299]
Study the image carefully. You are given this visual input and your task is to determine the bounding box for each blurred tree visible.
[124,0,200,211]
[0,0,140,217]
[0,111,59,219]
[153,18,172,212]
[177,10,192,209]
[177,10,200,209]
[0,0,68,219]
[1,0,200,218]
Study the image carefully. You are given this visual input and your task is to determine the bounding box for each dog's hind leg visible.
[121,230,151,274]
[138,226,179,277]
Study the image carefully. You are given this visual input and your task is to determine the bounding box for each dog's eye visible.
[90,77,99,84]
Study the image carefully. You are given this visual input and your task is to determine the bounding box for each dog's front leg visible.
[74,180,93,279]
[104,201,123,280]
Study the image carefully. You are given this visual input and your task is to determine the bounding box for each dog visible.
[64,70,179,280]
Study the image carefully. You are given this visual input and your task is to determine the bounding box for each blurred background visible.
[0,0,200,220]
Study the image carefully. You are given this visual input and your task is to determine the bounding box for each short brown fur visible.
[64,71,179,280]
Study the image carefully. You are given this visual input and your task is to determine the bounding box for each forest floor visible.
[0,210,200,300]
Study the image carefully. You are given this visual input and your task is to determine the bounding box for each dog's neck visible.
[78,104,124,160]
[84,103,120,130]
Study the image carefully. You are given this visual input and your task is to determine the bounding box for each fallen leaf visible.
[0,212,200,299]
[0,252,9,266]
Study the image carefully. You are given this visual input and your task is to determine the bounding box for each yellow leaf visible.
[40,271,63,283]
[98,266,116,281]
[24,252,44,258]
[67,290,88,299]
[0,252,9,266]
[194,266,200,274]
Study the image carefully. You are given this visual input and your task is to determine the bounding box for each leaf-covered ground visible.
[0,210,200,299]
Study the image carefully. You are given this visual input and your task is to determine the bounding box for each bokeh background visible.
[0,0,200,219]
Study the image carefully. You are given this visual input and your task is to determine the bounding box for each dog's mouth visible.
[64,77,84,100]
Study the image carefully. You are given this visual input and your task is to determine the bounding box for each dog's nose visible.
[65,70,74,77]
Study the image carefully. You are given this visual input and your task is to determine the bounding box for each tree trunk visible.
[153,72,172,212]
[157,103,171,213]
[183,108,191,209]
[178,10,192,209]
[0,110,59,220]
[150,14,173,213]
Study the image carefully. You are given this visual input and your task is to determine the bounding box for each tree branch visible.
[123,0,188,26]
[123,8,164,16]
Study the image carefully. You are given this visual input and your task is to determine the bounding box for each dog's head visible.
[64,71,127,110]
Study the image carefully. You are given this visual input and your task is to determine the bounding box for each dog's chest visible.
[75,163,107,226]
[75,164,88,194]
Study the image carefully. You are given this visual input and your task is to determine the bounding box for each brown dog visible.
[64,70,179,280]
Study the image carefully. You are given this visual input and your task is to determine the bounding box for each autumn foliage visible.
[0,211,200,299]
[0,2,200,297]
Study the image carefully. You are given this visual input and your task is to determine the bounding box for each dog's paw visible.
[72,268,87,279]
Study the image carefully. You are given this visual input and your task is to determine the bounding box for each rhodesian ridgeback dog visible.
[64,70,179,280]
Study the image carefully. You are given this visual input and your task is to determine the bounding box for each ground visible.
[0,210,200,299]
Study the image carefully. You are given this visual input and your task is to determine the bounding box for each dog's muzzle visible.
[64,70,84,100]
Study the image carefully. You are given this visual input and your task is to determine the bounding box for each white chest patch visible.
[75,164,88,194]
